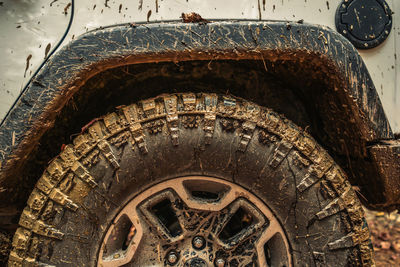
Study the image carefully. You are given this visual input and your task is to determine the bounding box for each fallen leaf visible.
[393,240,400,253]
[380,241,391,250]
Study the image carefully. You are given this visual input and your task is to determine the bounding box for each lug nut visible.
[167,251,178,265]
[215,258,226,267]
[192,236,205,250]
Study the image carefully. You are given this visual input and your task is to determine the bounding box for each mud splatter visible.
[50,0,58,7]
[45,43,51,59]
[63,3,71,15]
[147,10,152,22]
[257,0,262,20]
[24,54,32,78]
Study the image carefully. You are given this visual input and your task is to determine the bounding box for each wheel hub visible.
[98,177,291,266]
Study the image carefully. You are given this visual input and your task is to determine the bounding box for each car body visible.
[0,0,399,265]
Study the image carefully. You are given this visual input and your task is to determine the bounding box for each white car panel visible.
[0,0,398,132]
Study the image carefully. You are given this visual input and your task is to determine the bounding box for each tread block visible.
[204,113,216,145]
[293,133,316,157]
[325,166,348,194]
[328,227,370,250]
[88,121,105,141]
[71,162,98,188]
[12,228,31,251]
[309,148,334,178]
[72,135,93,158]
[19,209,64,240]
[297,155,334,193]
[259,109,281,134]
[46,160,66,185]
[203,94,217,144]
[18,208,36,230]
[296,169,319,192]
[316,197,342,220]
[48,188,79,211]
[360,240,375,266]
[319,180,336,199]
[238,121,256,152]
[204,94,218,112]
[59,145,78,168]
[103,112,124,135]
[244,102,260,122]
[182,93,196,111]
[164,96,179,146]
[32,220,64,240]
[328,234,354,250]
[268,140,293,168]
[97,140,120,168]
[26,189,47,213]
[142,98,157,118]
[122,104,139,123]
[281,121,300,143]
[8,251,55,267]
[36,174,55,195]
[129,123,148,153]
[316,188,354,220]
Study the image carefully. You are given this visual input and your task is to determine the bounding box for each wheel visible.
[8,93,374,266]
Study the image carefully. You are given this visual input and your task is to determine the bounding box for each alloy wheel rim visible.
[98,176,291,266]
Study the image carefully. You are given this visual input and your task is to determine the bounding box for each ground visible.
[366,209,400,266]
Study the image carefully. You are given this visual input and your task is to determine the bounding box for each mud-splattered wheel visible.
[9,93,374,266]
[98,177,290,266]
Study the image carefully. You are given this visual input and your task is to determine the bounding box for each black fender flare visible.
[0,21,395,211]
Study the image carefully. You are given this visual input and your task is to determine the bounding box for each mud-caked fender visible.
[0,21,398,216]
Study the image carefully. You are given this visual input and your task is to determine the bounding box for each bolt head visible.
[167,251,178,265]
[215,258,225,267]
[192,236,205,250]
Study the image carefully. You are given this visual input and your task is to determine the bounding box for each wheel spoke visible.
[99,246,138,267]
[138,190,185,242]
[261,218,280,243]
[216,198,266,249]
[98,209,143,266]
[173,178,234,212]
[256,218,289,267]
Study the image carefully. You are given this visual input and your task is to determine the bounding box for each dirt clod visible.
[181,12,209,23]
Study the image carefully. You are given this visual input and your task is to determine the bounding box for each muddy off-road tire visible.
[9,93,374,266]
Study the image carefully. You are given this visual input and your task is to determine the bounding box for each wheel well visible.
[13,59,383,212]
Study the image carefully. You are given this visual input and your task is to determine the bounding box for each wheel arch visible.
[0,20,396,226]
